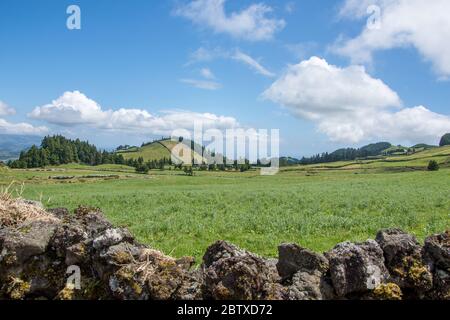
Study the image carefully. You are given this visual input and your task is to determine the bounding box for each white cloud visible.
[334,0,450,78]
[186,47,228,65]
[0,100,47,135]
[174,0,285,41]
[263,57,401,119]
[263,57,450,144]
[338,0,395,19]
[0,101,15,116]
[201,68,216,79]
[180,78,222,90]
[187,47,274,78]
[232,50,275,77]
[317,106,450,144]
[29,91,106,126]
[181,67,221,90]
[29,91,239,135]
[0,119,48,136]
[284,2,296,14]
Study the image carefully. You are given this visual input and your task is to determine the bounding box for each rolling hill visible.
[116,139,206,164]
[286,145,450,172]
[298,141,442,165]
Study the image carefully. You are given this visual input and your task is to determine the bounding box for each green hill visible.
[381,145,409,155]
[117,140,173,161]
[116,139,205,164]
[411,143,437,150]
[298,140,446,166]
[299,142,392,165]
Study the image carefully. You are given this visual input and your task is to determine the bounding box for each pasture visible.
[1,159,449,261]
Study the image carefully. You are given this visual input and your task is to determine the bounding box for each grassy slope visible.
[118,141,171,161]
[117,139,205,163]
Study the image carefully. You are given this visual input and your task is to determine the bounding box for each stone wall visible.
[0,201,448,300]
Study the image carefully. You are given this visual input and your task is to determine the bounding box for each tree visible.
[439,133,450,147]
[428,160,439,171]
[135,164,149,174]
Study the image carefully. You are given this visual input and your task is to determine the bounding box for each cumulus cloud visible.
[0,100,47,135]
[29,91,106,126]
[263,57,401,119]
[232,50,275,77]
[174,0,285,41]
[317,106,450,144]
[338,0,395,19]
[29,91,239,135]
[0,119,48,136]
[334,0,450,78]
[263,57,450,144]
[0,101,15,116]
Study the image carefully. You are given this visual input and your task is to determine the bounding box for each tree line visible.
[7,135,126,169]
[6,135,255,173]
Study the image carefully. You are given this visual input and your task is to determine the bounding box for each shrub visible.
[135,164,149,174]
[427,160,439,171]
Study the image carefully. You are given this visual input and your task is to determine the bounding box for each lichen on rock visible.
[372,283,402,300]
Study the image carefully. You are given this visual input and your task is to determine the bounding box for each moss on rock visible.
[373,283,402,300]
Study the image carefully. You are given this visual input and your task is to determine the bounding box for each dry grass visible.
[0,183,58,227]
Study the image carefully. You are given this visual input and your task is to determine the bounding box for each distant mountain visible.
[0,134,42,161]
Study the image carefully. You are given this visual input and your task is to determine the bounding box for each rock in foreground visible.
[0,198,448,300]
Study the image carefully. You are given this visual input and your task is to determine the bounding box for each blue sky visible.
[1,0,449,157]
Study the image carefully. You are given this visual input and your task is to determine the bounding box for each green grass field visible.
[1,147,449,261]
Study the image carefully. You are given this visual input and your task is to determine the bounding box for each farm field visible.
[1,158,449,261]
[291,145,450,170]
